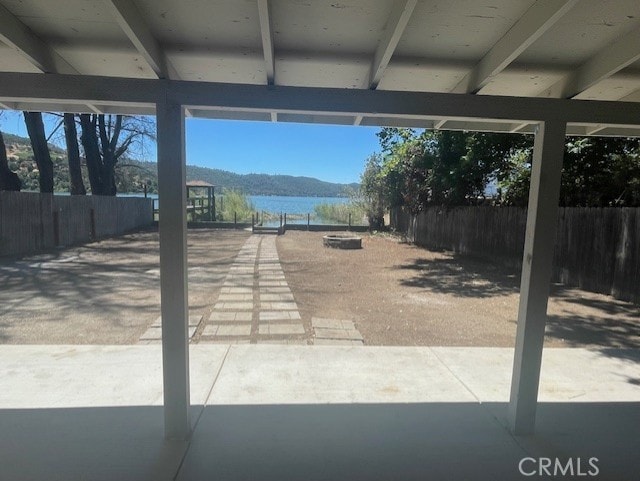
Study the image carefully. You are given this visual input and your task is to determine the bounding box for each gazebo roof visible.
[186,180,215,188]
[0,0,639,135]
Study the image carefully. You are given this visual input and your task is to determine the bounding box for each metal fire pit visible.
[322,234,362,249]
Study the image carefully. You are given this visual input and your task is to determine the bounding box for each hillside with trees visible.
[1,131,356,197]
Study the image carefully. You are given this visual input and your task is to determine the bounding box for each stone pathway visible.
[200,235,307,344]
[139,235,364,346]
[139,315,202,344]
[311,317,364,346]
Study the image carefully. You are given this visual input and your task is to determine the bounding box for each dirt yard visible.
[277,231,640,348]
[1,228,638,347]
[0,228,250,344]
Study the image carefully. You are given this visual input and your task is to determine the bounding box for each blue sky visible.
[1,111,382,184]
[187,119,380,184]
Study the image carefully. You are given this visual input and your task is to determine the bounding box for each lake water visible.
[248,195,346,214]
[120,193,351,224]
[122,193,348,213]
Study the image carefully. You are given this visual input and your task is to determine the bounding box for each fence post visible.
[90,208,96,240]
[349,213,352,230]
[53,210,60,246]
[307,213,310,230]
[234,212,237,229]
[284,213,287,225]
[252,213,254,230]
[280,213,283,228]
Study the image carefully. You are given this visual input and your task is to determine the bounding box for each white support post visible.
[156,91,191,440]
[508,119,566,435]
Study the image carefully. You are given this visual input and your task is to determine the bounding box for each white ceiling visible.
[0,0,639,135]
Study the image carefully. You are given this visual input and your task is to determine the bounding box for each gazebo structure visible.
[0,0,639,478]
[186,180,216,221]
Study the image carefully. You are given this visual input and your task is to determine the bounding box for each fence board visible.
[392,206,639,303]
[0,192,153,257]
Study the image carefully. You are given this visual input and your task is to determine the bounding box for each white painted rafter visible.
[369,0,417,89]
[104,0,178,79]
[585,125,607,136]
[257,0,275,85]
[0,3,77,74]
[433,120,447,130]
[86,104,104,114]
[618,89,640,103]
[543,26,640,99]
[452,0,578,94]
[0,5,106,114]
[511,122,531,133]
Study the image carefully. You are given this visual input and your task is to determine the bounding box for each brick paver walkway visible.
[140,234,364,345]
[201,235,307,344]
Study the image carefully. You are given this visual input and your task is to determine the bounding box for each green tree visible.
[372,128,530,211]
[560,137,640,206]
[360,154,386,229]
[496,136,640,207]
[495,149,532,206]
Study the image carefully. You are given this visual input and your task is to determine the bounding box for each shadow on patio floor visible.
[1,402,638,481]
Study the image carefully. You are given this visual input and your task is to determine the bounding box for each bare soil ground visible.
[277,231,640,348]
[0,229,250,344]
[1,228,638,348]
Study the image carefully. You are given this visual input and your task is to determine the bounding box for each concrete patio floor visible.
[0,345,638,480]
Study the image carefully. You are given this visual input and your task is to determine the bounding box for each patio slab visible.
[0,345,228,408]
[0,345,638,480]
[208,345,476,405]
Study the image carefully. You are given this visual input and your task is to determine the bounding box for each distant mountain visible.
[184,163,358,197]
[1,131,359,196]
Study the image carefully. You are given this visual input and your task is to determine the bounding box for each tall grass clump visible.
[219,189,254,222]
[314,200,367,225]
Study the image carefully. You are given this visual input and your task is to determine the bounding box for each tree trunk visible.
[79,113,131,196]
[79,114,104,195]
[63,113,86,195]
[98,114,121,196]
[0,131,21,191]
[23,111,54,193]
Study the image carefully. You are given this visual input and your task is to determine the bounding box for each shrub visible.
[218,190,254,222]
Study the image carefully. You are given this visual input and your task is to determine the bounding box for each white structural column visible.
[156,92,191,440]
[508,119,567,435]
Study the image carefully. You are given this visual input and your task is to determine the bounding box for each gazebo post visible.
[211,186,216,221]
[508,119,566,435]
[156,92,191,440]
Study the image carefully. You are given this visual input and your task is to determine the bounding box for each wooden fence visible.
[391,206,640,304]
[0,191,154,257]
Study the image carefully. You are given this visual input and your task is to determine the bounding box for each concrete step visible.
[252,226,282,235]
